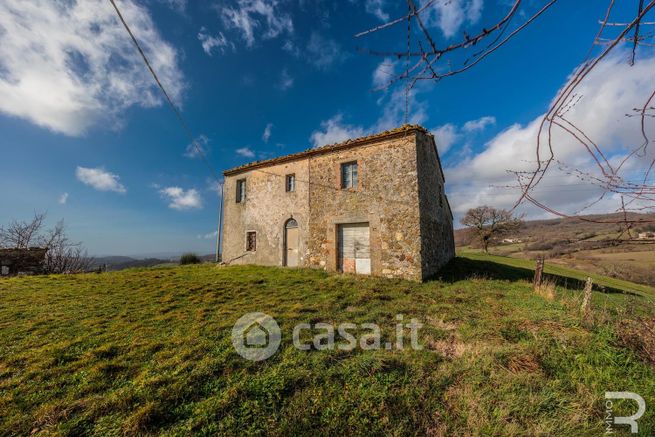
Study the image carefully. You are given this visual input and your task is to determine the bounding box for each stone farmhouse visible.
[221,125,455,281]
[0,247,48,276]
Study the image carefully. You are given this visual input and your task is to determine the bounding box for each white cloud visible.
[262,123,273,143]
[160,0,187,13]
[375,86,428,131]
[306,32,347,70]
[445,53,655,219]
[310,114,366,148]
[372,58,396,89]
[430,115,495,156]
[159,186,203,210]
[197,230,218,239]
[58,192,69,205]
[220,0,293,47]
[365,0,389,21]
[467,0,484,23]
[463,116,495,132]
[432,124,459,155]
[0,0,185,136]
[422,0,485,38]
[76,166,127,193]
[184,135,210,158]
[278,68,294,90]
[207,178,224,197]
[198,27,233,56]
[281,39,300,57]
[236,147,256,157]
[311,77,429,148]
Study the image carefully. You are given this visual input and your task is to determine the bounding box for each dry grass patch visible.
[427,337,470,359]
[534,279,556,301]
[616,317,655,366]
[506,353,542,374]
[426,316,458,331]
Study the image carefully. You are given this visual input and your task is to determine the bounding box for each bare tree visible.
[41,220,94,274]
[461,206,523,253]
[357,0,655,231]
[0,212,46,249]
[0,213,93,274]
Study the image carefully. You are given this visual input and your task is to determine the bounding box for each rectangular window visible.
[236,179,246,203]
[285,174,296,192]
[246,231,256,252]
[341,161,358,189]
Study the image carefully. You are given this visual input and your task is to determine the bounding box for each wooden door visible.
[285,221,299,267]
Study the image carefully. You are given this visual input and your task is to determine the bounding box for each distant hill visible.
[91,256,173,271]
[455,212,655,246]
[91,254,217,271]
[455,212,655,286]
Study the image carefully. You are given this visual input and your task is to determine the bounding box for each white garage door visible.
[338,223,370,275]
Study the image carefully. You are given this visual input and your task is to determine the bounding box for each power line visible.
[108,0,221,184]
[108,0,224,261]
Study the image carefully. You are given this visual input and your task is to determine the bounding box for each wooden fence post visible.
[581,277,593,321]
[533,256,544,290]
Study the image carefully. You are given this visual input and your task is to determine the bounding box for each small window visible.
[285,174,295,192]
[236,179,246,203]
[246,231,256,251]
[341,161,358,189]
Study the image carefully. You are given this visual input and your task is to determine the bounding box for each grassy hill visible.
[1,259,654,435]
[457,250,655,297]
[455,212,655,287]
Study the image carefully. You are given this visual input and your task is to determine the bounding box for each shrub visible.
[525,240,555,251]
[615,317,655,365]
[179,253,201,265]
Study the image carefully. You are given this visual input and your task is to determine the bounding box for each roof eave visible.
[223,124,428,177]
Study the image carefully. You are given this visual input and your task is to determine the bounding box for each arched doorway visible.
[284,218,299,267]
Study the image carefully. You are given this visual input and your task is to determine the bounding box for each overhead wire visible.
[108,0,221,184]
[108,0,224,261]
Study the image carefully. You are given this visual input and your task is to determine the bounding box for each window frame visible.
[285,174,296,192]
[236,179,246,203]
[340,161,358,189]
[245,231,257,252]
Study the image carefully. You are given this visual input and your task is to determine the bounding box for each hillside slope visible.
[455,212,655,286]
[1,262,654,435]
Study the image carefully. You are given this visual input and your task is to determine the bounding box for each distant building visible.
[502,238,522,244]
[0,248,48,276]
[638,232,655,240]
[221,125,455,282]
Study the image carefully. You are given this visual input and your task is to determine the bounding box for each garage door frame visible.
[337,222,371,275]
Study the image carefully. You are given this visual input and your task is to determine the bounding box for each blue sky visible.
[1,0,653,256]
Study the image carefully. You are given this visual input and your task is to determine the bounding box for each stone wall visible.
[222,160,310,266]
[221,126,455,282]
[415,131,456,279]
[0,248,48,276]
[307,134,424,281]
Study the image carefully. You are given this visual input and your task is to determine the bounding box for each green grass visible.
[1,261,654,435]
[458,249,655,298]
